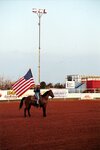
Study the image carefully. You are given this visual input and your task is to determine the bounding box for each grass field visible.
[0,99,100,150]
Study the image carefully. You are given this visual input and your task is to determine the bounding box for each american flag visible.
[12,69,35,97]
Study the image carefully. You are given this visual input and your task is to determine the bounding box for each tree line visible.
[0,77,65,90]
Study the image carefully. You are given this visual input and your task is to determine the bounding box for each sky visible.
[0,0,100,84]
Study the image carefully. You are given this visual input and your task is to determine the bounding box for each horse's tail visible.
[19,97,25,109]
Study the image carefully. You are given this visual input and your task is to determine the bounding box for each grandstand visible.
[66,75,100,93]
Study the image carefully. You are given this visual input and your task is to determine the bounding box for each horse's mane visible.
[42,90,50,97]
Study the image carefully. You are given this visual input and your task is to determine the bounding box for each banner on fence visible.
[0,89,68,101]
[0,89,100,101]
[81,94,94,100]
[52,88,68,98]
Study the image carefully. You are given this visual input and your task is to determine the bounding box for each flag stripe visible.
[12,78,25,91]
[16,84,33,97]
[12,69,35,97]
[12,77,23,88]
[16,79,34,95]
[13,78,29,92]
[16,82,34,95]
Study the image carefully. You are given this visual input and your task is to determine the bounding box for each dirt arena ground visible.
[0,99,100,150]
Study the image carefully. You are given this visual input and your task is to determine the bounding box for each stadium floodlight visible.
[32,8,47,84]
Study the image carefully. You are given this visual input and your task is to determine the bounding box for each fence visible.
[0,89,100,101]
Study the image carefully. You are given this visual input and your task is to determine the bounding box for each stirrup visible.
[36,103,39,108]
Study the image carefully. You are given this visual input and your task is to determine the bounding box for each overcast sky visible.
[0,0,100,84]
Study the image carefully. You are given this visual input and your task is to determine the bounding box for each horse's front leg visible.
[42,104,46,117]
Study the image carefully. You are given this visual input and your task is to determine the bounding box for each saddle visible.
[33,95,40,107]
[30,95,39,104]
[34,95,38,101]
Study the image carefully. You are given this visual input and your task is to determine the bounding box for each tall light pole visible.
[32,8,47,84]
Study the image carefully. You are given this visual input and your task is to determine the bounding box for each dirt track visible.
[0,99,100,150]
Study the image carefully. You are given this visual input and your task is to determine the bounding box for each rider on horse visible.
[34,85,40,106]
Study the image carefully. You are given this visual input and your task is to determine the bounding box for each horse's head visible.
[49,90,54,98]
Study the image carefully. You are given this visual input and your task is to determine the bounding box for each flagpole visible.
[38,14,41,84]
[32,8,47,84]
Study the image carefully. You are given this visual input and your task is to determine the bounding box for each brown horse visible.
[19,90,54,117]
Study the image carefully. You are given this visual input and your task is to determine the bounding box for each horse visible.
[19,90,54,117]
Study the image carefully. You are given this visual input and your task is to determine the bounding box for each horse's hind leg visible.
[28,107,31,117]
[24,107,31,117]
[24,108,27,117]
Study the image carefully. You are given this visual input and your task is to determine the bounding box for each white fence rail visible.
[0,89,100,101]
